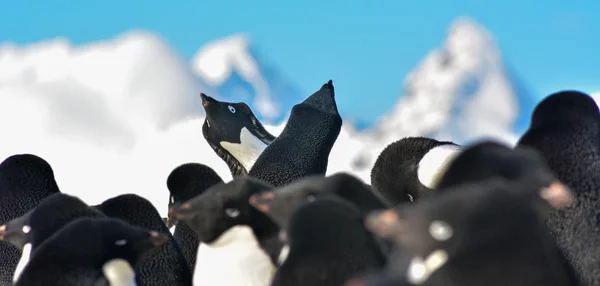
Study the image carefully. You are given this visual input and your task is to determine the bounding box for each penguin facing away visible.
[200,93,276,177]
[370,137,461,205]
[248,80,343,187]
[169,177,280,286]
[15,217,169,286]
[516,90,600,285]
[96,194,193,286]
[365,179,580,286]
[166,162,224,272]
[253,195,387,286]
[0,154,61,285]
[0,193,105,283]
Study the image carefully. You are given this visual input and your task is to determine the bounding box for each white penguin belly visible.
[192,225,275,286]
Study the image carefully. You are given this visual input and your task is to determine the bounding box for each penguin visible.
[248,80,343,187]
[253,195,387,286]
[200,93,276,177]
[169,177,279,286]
[248,172,394,264]
[166,162,224,272]
[365,179,580,286]
[435,140,575,210]
[249,172,391,227]
[516,90,600,285]
[370,137,461,204]
[96,194,193,286]
[0,154,61,285]
[15,217,169,286]
[0,193,105,283]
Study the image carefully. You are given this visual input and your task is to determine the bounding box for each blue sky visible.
[1,0,599,123]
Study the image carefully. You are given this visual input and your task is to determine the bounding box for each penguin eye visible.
[225,208,240,218]
[170,196,175,204]
[228,105,236,113]
[114,239,127,246]
[22,225,31,234]
[306,194,317,202]
[429,220,453,241]
[206,120,211,128]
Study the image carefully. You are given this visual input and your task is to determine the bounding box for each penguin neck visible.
[220,127,270,173]
[417,145,462,189]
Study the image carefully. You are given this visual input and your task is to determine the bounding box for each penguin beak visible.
[200,93,212,108]
[168,202,195,220]
[539,181,575,209]
[364,209,404,240]
[248,192,277,214]
[148,231,169,247]
[0,224,6,240]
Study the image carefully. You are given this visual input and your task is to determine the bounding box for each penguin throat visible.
[417,145,462,189]
[205,225,258,248]
[102,258,137,286]
[13,243,32,283]
[220,127,269,173]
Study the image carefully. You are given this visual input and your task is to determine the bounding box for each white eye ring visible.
[225,208,240,218]
[115,239,127,246]
[429,220,453,241]
[228,105,236,113]
[22,225,31,234]
[306,195,317,202]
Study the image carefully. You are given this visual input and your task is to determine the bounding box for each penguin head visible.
[200,93,276,176]
[0,209,32,251]
[0,153,60,196]
[248,173,381,229]
[165,163,224,228]
[0,193,105,250]
[169,177,274,243]
[40,217,169,265]
[371,137,461,203]
[365,179,573,264]
[530,90,600,127]
[436,140,574,212]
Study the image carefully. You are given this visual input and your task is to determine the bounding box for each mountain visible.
[190,34,306,125]
[345,17,540,175]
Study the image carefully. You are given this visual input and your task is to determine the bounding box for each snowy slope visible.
[346,17,539,176]
[190,34,305,125]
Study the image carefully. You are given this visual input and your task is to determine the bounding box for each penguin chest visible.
[192,227,275,286]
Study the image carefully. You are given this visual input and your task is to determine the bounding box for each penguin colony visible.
[0,80,598,286]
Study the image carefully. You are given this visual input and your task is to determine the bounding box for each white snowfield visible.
[0,17,596,221]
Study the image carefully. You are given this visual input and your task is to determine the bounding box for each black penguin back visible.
[166,162,224,272]
[516,90,600,285]
[96,194,193,286]
[248,80,342,187]
[0,154,61,284]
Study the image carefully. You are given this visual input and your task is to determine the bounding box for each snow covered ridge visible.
[0,17,588,218]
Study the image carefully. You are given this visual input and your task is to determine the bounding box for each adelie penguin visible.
[200,93,276,177]
[14,217,169,286]
[517,90,600,286]
[166,162,224,272]
[0,154,61,285]
[249,172,394,262]
[96,194,193,286]
[250,194,387,286]
[0,193,105,284]
[365,179,580,286]
[370,137,461,204]
[248,80,343,187]
[169,177,280,286]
